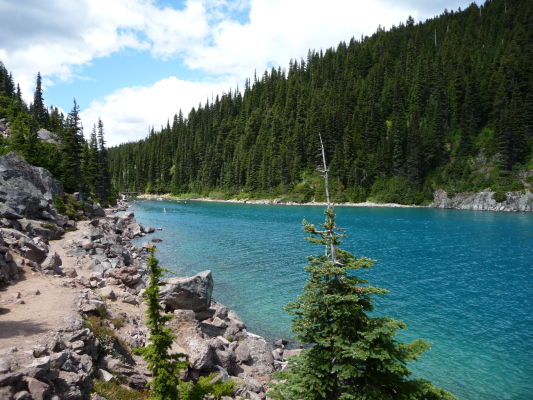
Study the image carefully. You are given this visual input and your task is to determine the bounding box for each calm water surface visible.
[130,200,533,400]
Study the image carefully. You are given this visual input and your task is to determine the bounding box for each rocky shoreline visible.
[0,153,293,399]
[138,190,533,212]
[138,193,423,208]
[429,188,533,212]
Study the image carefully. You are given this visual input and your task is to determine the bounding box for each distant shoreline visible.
[136,193,424,208]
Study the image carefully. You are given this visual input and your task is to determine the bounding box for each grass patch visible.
[93,379,149,400]
[179,374,236,400]
[84,315,117,347]
[40,222,58,231]
[111,316,127,329]
[84,314,132,362]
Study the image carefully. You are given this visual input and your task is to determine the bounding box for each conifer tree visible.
[31,72,48,129]
[96,118,111,204]
[59,99,84,192]
[85,125,99,197]
[136,248,188,400]
[270,137,455,400]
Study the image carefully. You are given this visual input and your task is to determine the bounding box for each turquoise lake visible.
[130,199,533,400]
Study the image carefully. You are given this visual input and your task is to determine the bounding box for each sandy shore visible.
[137,193,424,208]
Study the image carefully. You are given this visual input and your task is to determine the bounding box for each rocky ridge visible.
[0,153,293,399]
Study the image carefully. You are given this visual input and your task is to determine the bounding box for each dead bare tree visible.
[317,133,338,264]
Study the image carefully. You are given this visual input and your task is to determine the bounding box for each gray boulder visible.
[0,152,63,221]
[160,270,213,312]
[37,129,60,145]
[83,201,106,218]
[41,252,62,274]
[239,333,274,374]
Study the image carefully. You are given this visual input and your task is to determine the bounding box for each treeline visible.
[0,67,112,205]
[109,0,532,204]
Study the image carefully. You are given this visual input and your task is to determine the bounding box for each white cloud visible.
[80,76,236,146]
[185,0,416,78]
[1,0,478,145]
[0,0,209,100]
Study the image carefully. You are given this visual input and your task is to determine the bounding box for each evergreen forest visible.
[108,0,532,204]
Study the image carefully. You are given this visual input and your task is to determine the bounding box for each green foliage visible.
[93,379,150,400]
[369,176,431,205]
[111,315,127,329]
[178,374,236,400]
[40,222,57,231]
[207,190,228,200]
[53,194,85,220]
[84,315,126,356]
[136,248,238,399]
[493,191,507,203]
[270,206,456,400]
[135,248,188,400]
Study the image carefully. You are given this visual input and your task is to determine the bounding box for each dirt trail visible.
[0,223,90,358]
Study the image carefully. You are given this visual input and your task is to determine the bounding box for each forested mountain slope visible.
[108,0,532,204]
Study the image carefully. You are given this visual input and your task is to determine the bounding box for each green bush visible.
[40,222,58,231]
[93,379,149,400]
[493,191,507,203]
[369,176,430,205]
[207,190,228,200]
[179,374,236,400]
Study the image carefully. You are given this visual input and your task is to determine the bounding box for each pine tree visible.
[31,72,48,129]
[86,125,99,197]
[59,99,84,193]
[137,248,235,400]
[136,248,189,400]
[270,138,455,400]
[96,118,111,204]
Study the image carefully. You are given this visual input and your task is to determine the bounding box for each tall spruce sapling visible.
[136,248,188,400]
[137,248,235,400]
[270,135,455,400]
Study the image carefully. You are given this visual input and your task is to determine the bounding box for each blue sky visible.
[0,0,479,146]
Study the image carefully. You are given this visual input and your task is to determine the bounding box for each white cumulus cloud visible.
[80,76,236,146]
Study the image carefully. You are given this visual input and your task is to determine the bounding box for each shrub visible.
[93,379,149,400]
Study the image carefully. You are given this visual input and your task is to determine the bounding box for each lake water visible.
[129,199,532,400]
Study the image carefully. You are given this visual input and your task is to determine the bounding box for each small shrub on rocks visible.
[93,379,150,400]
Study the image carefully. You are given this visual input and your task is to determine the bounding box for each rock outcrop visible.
[160,270,214,312]
[0,118,9,137]
[0,152,63,222]
[36,129,60,145]
[0,236,19,284]
[430,189,533,212]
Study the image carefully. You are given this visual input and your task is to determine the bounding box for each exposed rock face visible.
[0,236,19,284]
[0,118,9,137]
[160,270,213,312]
[36,129,60,145]
[430,189,533,212]
[0,152,63,221]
